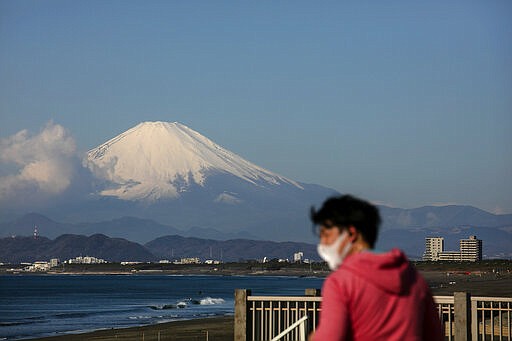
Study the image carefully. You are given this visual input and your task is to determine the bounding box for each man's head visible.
[310,194,381,248]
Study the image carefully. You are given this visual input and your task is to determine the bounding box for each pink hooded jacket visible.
[313,249,443,341]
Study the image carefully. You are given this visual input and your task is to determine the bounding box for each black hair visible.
[310,194,381,248]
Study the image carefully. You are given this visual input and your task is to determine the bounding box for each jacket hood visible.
[341,248,416,295]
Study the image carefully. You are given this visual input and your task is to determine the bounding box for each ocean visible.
[0,275,324,340]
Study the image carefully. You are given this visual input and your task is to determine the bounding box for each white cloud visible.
[0,122,77,199]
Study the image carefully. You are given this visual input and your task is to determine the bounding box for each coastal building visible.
[176,257,200,264]
[49,258,60,267]
[204,259,221,265]
[460,236,482,262]
[25,261,51,272]
[294,252,304,263]
[423,235,483,262]
[423,237,444,261]
[66,256,107,264]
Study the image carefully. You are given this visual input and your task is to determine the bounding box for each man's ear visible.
[347,226,358,242]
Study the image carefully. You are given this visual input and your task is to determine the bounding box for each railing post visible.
[454,291,471,341]
[235,289,251,341]
[471,298,478,341]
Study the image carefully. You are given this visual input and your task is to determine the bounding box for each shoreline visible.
[27,316,234,341]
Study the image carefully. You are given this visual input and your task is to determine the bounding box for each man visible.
[309,195,443,341]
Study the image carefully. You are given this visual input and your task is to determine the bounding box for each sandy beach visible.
[30,317,233,341]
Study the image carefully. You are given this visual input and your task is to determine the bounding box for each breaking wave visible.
[199,297,225,305]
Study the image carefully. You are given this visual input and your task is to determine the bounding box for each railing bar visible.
[452,304,455,341]
[278,301,281,340]
[491,302,494,341]
[498,302,503,341]
[252,301,255,341]
[448,304,452,341]
[262,301,265,341]
[295,300,299,339]
[482,301,485,341]
[286,301,290,341]
[303,300,307,337]
[268,300,272,341]
[508,302,510,341]
[313,301,316,332]
[249,296,323,301]
[472,297,512,303]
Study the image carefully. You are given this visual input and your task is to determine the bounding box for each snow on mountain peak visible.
[85,121,303,201]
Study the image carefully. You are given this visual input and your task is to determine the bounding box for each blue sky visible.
[1,1,511,213]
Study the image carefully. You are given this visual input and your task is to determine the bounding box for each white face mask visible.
[317,230,352,271]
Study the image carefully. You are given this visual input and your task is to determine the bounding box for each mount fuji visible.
[75,121,337,242]
[85,122,304,202]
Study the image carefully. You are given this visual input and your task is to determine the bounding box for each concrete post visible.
[454,291,471,341]
[235,289,251,341]
[305,288,321,296]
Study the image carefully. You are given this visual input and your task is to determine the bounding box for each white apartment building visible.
[176,257,200,264]
[293,252,304,263]
[66,256,107,264]
[423,237,444,261]
[460,235,482,262]
[423,235,483,262]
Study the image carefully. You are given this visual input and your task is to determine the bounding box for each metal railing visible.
[246,294,321,341]
[435,295,455,340]
[472,297,512,340]
[234,289,512,341]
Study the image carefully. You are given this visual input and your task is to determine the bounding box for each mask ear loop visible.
[338,230,353,260]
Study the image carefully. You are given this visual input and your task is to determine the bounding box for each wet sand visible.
[30,317,233,341]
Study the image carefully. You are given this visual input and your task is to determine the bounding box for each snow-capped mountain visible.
[85,122,302,201]
[75,121,338,241]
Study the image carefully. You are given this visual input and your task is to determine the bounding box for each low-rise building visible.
[25,261,51,272]
[204,259,222,265]
[66,256,107,264]
[294,252,304,263]
[176,257,201,264]
[438,251,461,261]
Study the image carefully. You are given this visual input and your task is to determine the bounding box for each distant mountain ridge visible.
[145,235,317,262]
[379,205,512,230]
[0,234,156,263]
[0,233,316,263]
[0,213,257,243]
[1,212,510,260]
